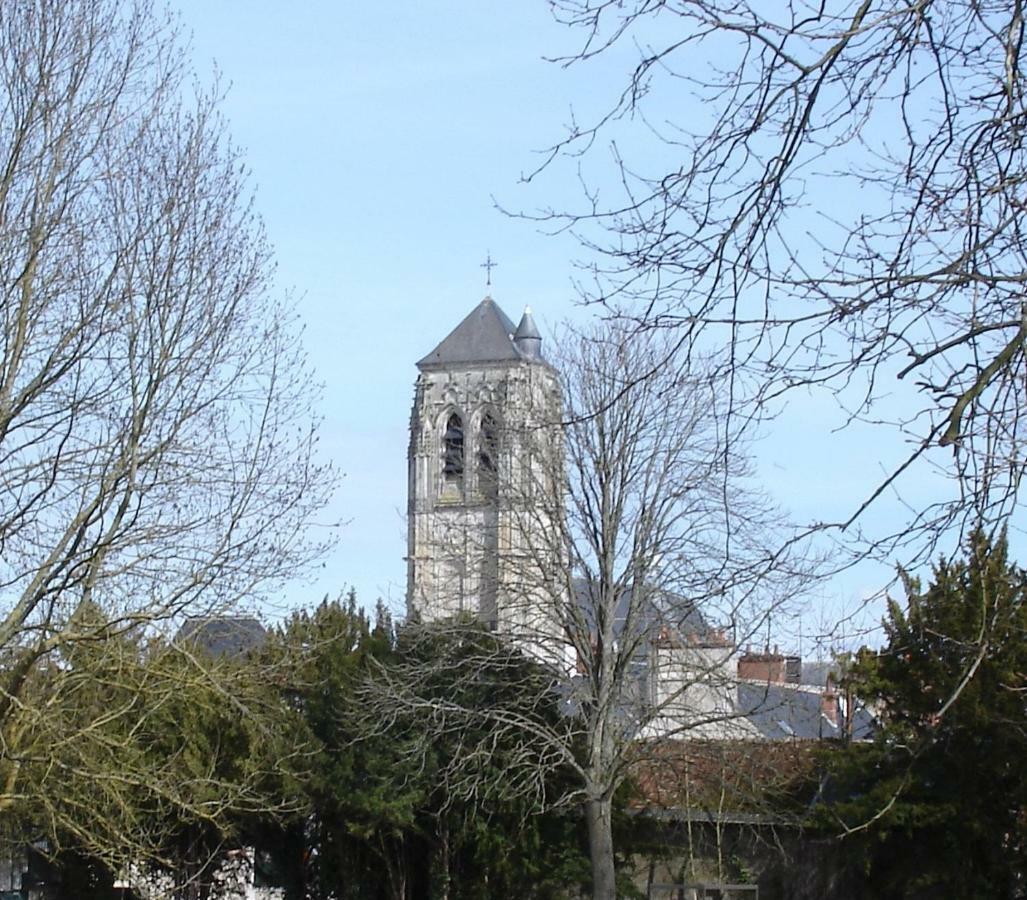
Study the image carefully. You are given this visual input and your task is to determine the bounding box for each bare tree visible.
[530,0,1027,572]
[370,323,809,899]
[0,0,330,868]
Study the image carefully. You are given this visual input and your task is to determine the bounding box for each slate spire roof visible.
[514,306,540,340]
[417,297,544,368]
[513,306,542,359]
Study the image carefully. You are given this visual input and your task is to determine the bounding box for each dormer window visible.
[442,413,464,484]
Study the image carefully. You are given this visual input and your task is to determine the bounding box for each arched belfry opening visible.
[442,412,464,491]
[477,411,499,501]
[406,296,564,648]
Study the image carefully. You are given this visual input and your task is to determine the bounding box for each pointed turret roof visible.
[417,297,523,368]
[513,306,542,359]
[515,306,540,339]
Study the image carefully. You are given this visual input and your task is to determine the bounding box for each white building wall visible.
[642,641,761,740]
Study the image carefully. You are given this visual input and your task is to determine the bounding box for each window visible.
[442,413,464,484]
[478,412,498,497]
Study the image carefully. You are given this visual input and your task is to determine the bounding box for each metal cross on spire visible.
[480,251,498,288]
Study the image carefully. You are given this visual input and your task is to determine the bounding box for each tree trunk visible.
[585,797,617,900]
[436,818,451,900]
[381,836,407,900]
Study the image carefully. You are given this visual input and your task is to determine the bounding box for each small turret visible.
[513,306,542,360]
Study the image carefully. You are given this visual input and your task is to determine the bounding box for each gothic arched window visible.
[442,413,464,484]
[478,412,499,498]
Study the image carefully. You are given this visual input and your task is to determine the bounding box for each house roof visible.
[175,616,267,659]
[737,681,875,741]
[572,578,708,640]
[417,297,536,368]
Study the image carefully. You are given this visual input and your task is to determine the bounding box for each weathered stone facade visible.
[406,297,565,653]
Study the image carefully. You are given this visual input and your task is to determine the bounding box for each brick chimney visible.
[737,649,787,682]
[821,688,839,727]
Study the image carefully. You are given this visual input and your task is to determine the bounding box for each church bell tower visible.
[406,297,563,643]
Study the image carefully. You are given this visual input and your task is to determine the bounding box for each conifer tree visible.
[821,531,1027,898]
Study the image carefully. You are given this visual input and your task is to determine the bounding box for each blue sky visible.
[172,1,942,648]
[173,2,596,613]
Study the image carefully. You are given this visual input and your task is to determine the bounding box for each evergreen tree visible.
[819,531,1027,899]
[0,601,305,897]
[267,598,591,899]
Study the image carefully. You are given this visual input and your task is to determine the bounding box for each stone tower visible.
[406,297,563,645]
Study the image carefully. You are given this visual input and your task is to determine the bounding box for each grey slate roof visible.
[175,616,267,659]
[572,578,708,644]
[417,297,523,368]
[513,307,543,360]
[737,681,875,741]
[513,307,541,340]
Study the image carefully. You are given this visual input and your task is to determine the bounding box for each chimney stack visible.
[821,688,839,727]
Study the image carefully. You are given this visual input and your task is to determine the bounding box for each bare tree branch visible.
[0,0,332,869]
